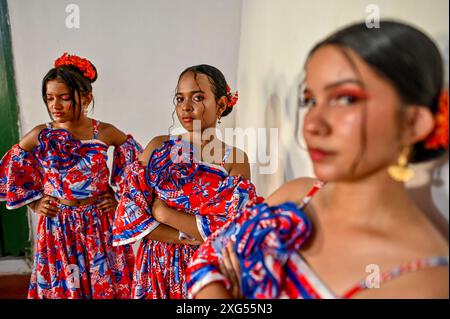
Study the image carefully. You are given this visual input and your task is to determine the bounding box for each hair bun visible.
[54,52,97,82]
[424,90,449,150]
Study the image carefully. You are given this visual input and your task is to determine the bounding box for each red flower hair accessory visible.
[54,52,97,82]
[226,85,239,108]
[424,89,449,150]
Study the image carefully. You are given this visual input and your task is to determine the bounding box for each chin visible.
[312,166,344,182]
[53,118,70,124]
[314,165,379,183]
[181,125,194,132]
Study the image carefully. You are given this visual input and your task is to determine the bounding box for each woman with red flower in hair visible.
[187,21,449,299]
[0,53,142,299]
[112,64,260,299]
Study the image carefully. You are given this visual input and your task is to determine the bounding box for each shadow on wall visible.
[258,71,289,197]
[280,71,315,185]
[257,70,314,197]
[407,152,450,240]
[260,86,284,196]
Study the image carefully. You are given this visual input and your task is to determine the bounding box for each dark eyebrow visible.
[46,92,71,96]
[303,79,365,95]
[176,90,205,95]
[324,79,364,90]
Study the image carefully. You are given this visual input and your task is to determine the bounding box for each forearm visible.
[157,206,203,242]
[145,223,184,244]
[195,282,233,299]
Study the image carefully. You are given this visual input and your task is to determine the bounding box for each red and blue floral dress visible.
[112,136,259,299]
[0,119,142,299]
[187,181,450,299]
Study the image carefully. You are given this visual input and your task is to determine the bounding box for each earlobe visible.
[82,93,93,107]
[403,106,435,144]
[217,96,228,114]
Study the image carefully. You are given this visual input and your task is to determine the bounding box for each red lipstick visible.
[182,117,193,124]
[309,148,334,162]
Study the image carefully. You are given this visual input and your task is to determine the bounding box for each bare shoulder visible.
[388,203,449,262]
[400,208,449,268]
[360,207,449,298]
[230,146,248,163]
[265,177,318,206]
[97,121,128,146]
[413,215,449,256]
[18,124,47,152]
[228,146,251,180]
[138,135,169,166]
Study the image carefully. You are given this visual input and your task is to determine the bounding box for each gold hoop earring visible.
[388,146,414,182]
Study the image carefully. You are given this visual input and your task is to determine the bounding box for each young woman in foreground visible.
[187,21,449,299]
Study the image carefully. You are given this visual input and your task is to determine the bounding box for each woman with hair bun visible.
[0,53,142,299]
[188,21,449,299]
[112,64,259,299]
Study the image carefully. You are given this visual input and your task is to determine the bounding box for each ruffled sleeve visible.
[194,175,259,240]
[0,144,44,210]
[186,199,312,299]
[111,135,143,199]
[112,161,159,246]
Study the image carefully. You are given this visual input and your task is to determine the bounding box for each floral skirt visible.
[132,239,196,299]
[28,202,135,299]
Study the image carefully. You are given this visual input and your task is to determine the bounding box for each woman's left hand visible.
[97,192,118,212]
[219,241,244,299]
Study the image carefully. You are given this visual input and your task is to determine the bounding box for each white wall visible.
[6,0,243,256]
[8,0,242,140]
[236,0,449,227]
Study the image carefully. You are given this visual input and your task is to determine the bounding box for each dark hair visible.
[307,20,445,163]
[42,62,97,121]
[176,64,234,117]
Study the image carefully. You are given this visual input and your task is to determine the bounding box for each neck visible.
[185,127,218,146]
[56,116,91,130]
[320,169,417,226]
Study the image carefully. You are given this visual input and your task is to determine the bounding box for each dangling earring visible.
[217,115,222,124]
[388,146,414,182]
[83,105,89,116]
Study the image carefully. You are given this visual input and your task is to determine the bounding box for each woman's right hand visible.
[219,241,244,299]
[31,196,59,217]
